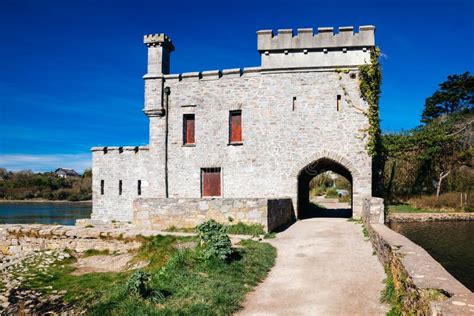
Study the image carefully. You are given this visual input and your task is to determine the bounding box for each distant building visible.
[55,168,79,178]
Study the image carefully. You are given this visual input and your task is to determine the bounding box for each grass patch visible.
[388,204,443,213]
[21,236,193,309]
[91,239,276,315]
[131,235,196,272]
[263,232,276,239]
[18,234,276,315]
[165,222,267,237]
[380,266,403,316]
[82,249,110,257]
[362,227,369,239]
[164,225,195,233]
[226,222,265,236]
[347,217,363,224]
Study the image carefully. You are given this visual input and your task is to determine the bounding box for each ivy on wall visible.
[359,47,382,158]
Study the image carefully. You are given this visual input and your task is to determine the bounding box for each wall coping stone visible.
[387,212,474,223]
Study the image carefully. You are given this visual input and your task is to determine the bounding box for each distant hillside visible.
[0,168,92,201]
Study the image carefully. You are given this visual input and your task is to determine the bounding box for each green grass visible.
[347,217,363,224]
[18,235,276,315]
[226,222,265,236]
[82,249,110,257]
[388,204,449,213]
[380,266,403,316]
[164,225,195,233]
[90,239,276,315]
[165,222,267,237]
[22,236,193,309]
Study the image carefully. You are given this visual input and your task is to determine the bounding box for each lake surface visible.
[390,221,474,292]
[0,202,92,225]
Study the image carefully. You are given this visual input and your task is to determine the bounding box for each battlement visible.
[91,146,149,154]
[144,33,175,51]
[257,26,375,52]
[256,25,375,69]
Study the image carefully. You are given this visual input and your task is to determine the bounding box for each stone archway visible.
[291,151,365,219]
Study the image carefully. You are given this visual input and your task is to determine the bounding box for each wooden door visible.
[202,168,221,197]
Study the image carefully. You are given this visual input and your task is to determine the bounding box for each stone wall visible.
[133,198,294,232]
[362,199,474,315]
[91,146,162,222]
[387,212,474,223]
[0,224,142,257]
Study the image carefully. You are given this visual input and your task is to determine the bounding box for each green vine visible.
[359,47,382,157]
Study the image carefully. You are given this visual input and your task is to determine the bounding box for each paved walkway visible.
[239,218,388,315]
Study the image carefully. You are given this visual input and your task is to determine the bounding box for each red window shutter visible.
[202,168,221,197]
[184,114,195,144]
[230,111,242,143]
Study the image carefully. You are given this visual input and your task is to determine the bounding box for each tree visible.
[421,72,474,123]
[83,168,92,178]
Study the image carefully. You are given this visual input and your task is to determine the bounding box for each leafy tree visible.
[421,72,474,123]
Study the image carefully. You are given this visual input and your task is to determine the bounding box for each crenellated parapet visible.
[257,26,375,69]
[91,146,150,155]
[257,26,375,51]
[143,33,175,51]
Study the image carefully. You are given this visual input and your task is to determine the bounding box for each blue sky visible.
[0,0,473,172]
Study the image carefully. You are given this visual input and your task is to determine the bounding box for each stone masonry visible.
[91,26,376,228]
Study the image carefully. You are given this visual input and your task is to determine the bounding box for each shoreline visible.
[387,212,474,222]
[0,199,92,204]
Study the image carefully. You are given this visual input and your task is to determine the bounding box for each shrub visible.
[325,187,339,198]
[126,270,164,303]
[408,192,473,211]
[196,220,233,261]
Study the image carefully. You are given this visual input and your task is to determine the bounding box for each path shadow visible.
[299,203,352,219]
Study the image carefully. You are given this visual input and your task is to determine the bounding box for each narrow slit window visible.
[337,94,342,111]
[100,180,104,195]
[229,110,242,144]
[201,168,221,197]
[137,180,142,196]
[183,114,195,145]
[119,180,122,195]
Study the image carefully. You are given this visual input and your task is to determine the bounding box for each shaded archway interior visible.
[297,158,353,219]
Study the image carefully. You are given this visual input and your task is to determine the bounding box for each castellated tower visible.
[91,26,379,230]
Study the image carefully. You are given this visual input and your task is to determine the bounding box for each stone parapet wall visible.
[362,200,474,315]
[387,212,474,223]
[133,198,294,232]
[0,224,143,257]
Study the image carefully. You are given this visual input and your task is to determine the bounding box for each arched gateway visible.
[90,25,377,231]
[292,151,367,219]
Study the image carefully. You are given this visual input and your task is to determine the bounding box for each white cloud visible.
[0,153,91,173]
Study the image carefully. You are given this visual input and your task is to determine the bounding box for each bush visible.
[408,192,473,211]
[325,187,339,198]
[126,270,164,303]
[196,220,233,261]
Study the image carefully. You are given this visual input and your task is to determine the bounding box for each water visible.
[0,202,92,226]
[390,221,474,292]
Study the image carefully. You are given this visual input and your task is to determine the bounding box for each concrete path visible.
[239,218,388,316]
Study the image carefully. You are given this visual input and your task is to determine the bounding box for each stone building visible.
[91,25,377,231]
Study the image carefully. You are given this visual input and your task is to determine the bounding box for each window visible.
[201,168,221,197]
[337,94,342,111]
[137,180,142,196]
[229,110,242,144]
[183,114,195,145]
[119,180,122,195]
[100,180,104,195]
